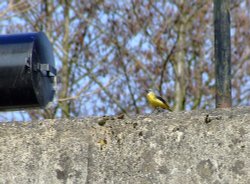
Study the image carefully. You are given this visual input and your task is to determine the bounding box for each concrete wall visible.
[0,107,249,184]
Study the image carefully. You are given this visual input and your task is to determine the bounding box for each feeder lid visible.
[31,32,56,108]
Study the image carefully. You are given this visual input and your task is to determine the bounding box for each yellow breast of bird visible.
[147,92,167,109]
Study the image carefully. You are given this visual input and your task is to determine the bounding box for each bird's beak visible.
[145,89,149,93]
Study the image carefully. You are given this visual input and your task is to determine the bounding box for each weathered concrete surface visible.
[0,107,249,184]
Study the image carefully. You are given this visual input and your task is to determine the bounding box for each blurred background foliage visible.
[0,0,249,120]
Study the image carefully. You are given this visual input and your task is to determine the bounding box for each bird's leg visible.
[151,107,161,114]
[156,107,161,114]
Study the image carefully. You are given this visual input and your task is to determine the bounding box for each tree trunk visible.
[174,24,186,111]
[214,0,232,108]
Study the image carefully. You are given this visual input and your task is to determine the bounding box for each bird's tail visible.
[163,104,172,112]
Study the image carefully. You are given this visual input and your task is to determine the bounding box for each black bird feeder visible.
[0,32,56,110]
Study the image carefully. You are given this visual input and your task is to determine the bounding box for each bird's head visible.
[145,89,153,94]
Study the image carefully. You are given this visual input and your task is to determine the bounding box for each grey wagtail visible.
[145,89,172,112]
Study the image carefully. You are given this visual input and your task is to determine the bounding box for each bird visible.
[145,89,172,112]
